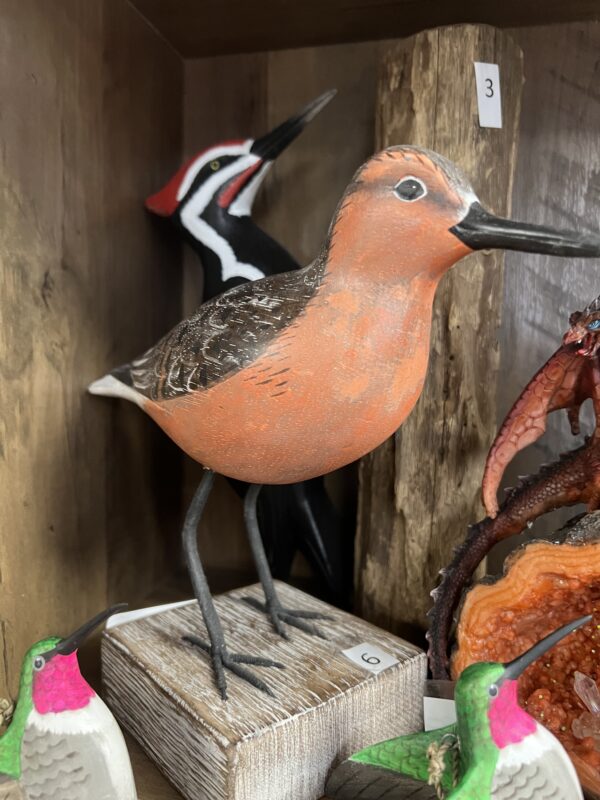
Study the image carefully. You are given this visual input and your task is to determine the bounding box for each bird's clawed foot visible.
[242,596,332,639]
[183,635,284,700]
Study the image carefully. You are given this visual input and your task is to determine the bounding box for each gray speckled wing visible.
[20,726,117,800]
[120,257,326,401]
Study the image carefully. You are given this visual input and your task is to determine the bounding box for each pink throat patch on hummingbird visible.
[32,652,94,714]
[488,679,536,748]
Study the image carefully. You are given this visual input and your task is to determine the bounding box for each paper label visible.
[473,62,502,128]
[342,642,399,674]
[424,696,457,731]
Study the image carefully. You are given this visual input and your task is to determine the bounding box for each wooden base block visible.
[102,582,425,800]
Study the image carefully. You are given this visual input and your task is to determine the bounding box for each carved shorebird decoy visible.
[90,146,600,698]
[145,90,348,602]
[0,606,136,800]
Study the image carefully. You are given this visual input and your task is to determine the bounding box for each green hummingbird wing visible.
[352,724,458,784]
[326,725,459,799]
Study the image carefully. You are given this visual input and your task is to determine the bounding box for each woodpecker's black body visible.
[179,204,298,298]
[145,90,349,603]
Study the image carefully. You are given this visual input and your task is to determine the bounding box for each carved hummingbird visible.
[90,145,600,699]
[0,605,136,800]
[327,617,589,799]
[144,90,349,603]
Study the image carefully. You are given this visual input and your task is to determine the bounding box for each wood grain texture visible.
[129,0,599,57]
[101,0,184,605]
[494,22,600,568]
[102,582,425,800]
[128,735,183,800]
[0,0,183,698]
[180,43,378,576]
[0,780,23,800]
[355,26,524,632]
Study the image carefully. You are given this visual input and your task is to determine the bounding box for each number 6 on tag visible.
[473,62,502,129]
[342,642,399,674]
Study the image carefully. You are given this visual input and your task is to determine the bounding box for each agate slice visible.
[452,513,600,799]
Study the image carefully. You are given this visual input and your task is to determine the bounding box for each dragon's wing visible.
[326,725,458,799]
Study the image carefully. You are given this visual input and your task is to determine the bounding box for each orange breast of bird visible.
[144,273,438,485]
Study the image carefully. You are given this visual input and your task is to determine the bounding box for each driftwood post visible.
[355,25,524,632]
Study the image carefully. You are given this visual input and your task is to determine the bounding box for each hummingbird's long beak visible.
[46,604,128,658]
[450,202,600,257]
[501,614,592,682]
[250,89,336,161]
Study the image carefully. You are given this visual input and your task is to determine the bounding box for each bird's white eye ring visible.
[33,656,45,671]
[394,176,427,202]
[210,160,221,171]
[488,684,499,698]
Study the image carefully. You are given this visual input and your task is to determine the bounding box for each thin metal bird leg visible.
[181,470,284,700]
[242,484,332,639]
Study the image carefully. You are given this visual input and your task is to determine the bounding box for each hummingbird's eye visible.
[33,656,45,671]
[488,684,499,698]
[394,176,427,202]
[587,318,600,331]
[210,160,221,172]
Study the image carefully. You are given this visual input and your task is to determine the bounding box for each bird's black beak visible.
[250,89,336,161]
[44,604,128,658]
[501,614,592,683]
[450,202,600,257]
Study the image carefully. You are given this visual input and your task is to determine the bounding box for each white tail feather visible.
[88,374,145,409]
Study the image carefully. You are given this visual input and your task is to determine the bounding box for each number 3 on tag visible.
[473,62,502,129]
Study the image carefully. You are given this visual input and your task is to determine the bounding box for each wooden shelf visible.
[130,0,599,56]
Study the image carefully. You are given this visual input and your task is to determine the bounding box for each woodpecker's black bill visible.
[501,614,592,683]
[250,89,336,161]
[44,603,128,658]
[451,202,600,257]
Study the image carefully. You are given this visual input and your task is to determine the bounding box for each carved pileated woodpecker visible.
[145,90,348,602]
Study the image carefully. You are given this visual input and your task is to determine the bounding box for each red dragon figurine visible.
[428,293,600,679]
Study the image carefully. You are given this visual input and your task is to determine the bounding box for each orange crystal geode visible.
[451,513,600,798]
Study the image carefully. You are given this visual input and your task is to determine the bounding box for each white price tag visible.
[342,642,399,674]
[473,62,502,129]
[423,697,457,731]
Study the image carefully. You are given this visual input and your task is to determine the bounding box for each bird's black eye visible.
[210,160,221,171]
[488,684,499,698]
[394,176,427,202]
[587,319,600,331]
[33,656,45,671]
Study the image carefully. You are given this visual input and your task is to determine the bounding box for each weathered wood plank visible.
[0,0,108,699]
[103,582,425,800]
[355,25,524,632]
[493,21,600,567]
[101,0,184,605]
[130,0,599,57]
[0,0,183,697]
[128,735,183,800]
